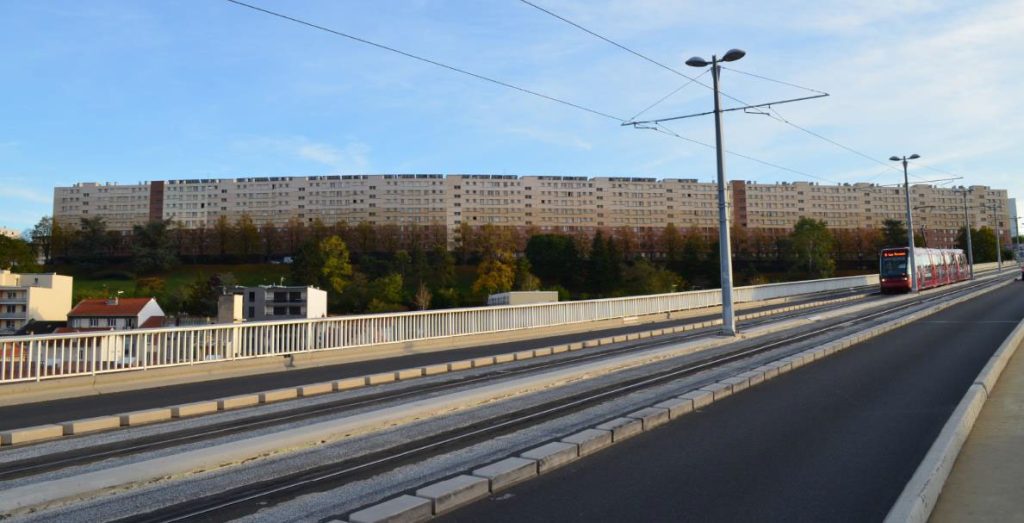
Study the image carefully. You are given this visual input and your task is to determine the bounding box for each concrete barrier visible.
[120,408,172,426]
[415,475,490,515]
[395,368,423,381]
[1,424,64,446]
[61,416,120,436]
[595,417,643,442]
[259,388,298,404]
[520,441,579,473]
[348,494,432,523]
[298,382,333,397]
[562,428,613,457]
[333,377,366,391]
[472,457,538,492]
[218,394,260,411]
[171,401,218,418]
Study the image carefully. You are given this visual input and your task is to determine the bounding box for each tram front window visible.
[881,258,908,278]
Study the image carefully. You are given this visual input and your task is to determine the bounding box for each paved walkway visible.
[931,321,1024,523]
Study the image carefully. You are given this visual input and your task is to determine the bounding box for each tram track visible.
[0,288,874,480]
[111,276,1008,523]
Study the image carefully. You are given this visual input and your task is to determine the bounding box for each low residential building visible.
[0,226,20,239]
[64,297,165,332]
[487,291,559,306]
[0,269,73,335]
[238,285,327,321]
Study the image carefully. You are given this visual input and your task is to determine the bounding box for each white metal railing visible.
[0,267,1000,385]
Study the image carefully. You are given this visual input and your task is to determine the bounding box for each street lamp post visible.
[988,202,1003,272]
[957,188,975,279]
[686,48,745,336]
[890,154,920,292]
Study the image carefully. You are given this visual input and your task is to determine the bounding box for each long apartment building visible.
[54,175,1013,248]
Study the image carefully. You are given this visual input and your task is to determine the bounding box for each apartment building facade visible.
[53,175,1013,248]
[0,269,73,335]
[237,285,328,321]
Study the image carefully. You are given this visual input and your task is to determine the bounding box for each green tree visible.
[131,220,179,274]
[788,217,835,278]
[180,273,234,316]
[659,224,684,268]
[880,219,922,248]
[587,231,623,296]
[677,228,711,286]
[30,216,53,264]
[213,215,231,258]
[0,236,41,271]
[969,227,998,262]
[72,217,111,262]
[367,273,405,312]
[232,214,261,261]
[513,257,541,291]
[622,259,680,295]
[525,234,581,289]
[291,235,354,296]
[472,250,515,296]
[429,245,456,289]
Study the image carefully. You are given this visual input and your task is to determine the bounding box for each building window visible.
[89,318,99,327]
[288,306,301,315]
[273,306,286,315]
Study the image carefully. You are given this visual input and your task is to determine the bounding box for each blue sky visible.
[2,0,1022,233]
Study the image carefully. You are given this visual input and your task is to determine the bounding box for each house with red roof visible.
[63,297,165,332]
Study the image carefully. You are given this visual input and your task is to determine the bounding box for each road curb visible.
[884,301,1024,523]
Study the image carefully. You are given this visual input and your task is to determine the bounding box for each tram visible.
[879,247,970,293]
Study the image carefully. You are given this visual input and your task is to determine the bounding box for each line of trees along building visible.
[13,215,1015,317]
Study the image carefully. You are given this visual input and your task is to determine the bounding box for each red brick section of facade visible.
[148,180,164,223]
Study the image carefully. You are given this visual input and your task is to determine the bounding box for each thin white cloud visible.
[2,186,50,205]
[234,136,372,171]
[504,126,593,150]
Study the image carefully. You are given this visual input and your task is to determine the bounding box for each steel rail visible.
[0,289,873,479]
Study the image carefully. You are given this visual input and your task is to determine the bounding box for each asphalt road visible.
[441,281,1024,523]
[0,290,867,430]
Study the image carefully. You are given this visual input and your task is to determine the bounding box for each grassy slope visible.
[71,264,290,301]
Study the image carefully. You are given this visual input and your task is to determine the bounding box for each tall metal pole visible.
[711,54,736,336]
[902,158,918,292]
[961,189,974,279]
[991,203,1002,272]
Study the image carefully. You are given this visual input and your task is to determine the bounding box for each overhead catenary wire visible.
[223,0,621,122]
[652,124,839,185]
[516,0,959,185]
[628,69,710,122]
[223,0,839,185]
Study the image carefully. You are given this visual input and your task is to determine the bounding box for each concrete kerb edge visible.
[0,291,867,447]
[345,279,1010,523]
[884,301,1024,523]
